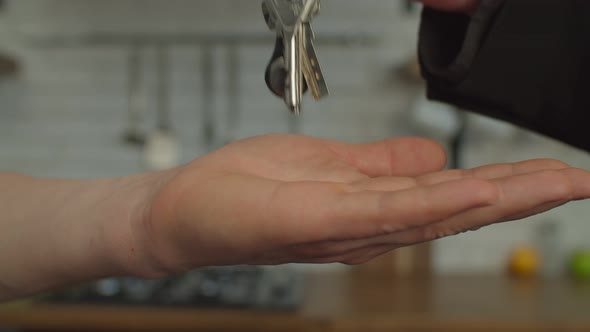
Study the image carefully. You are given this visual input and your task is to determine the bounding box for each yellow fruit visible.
[509,246,541,278]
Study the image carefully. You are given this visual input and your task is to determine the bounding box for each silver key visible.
[262,0,328,114]
[302,23,329,101]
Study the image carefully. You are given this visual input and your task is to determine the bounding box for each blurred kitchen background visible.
[1,1,590,331]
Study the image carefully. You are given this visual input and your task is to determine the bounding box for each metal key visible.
[301,22,329,101]
[262,0,329,114]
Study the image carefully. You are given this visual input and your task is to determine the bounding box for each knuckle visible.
[474,181,500,203]
[414,196,437,222]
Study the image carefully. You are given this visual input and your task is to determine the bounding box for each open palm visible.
[142,134,589,274]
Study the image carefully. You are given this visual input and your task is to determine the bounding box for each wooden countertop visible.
[1,272,590,332]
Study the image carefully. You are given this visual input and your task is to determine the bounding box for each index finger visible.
[270,177,498,243]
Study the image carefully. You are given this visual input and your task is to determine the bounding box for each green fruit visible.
[570,251,590,281]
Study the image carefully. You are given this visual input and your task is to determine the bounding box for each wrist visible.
[0,170,183,301]
[106,167,184,279]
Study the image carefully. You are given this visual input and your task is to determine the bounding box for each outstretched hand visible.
[135,134,590,276]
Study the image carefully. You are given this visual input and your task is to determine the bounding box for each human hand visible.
[414,0,480,14]
[133,134,590,276]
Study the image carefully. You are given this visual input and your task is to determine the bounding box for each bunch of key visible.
[262,0,329,114]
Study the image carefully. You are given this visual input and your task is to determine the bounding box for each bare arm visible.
[0,171,174,300]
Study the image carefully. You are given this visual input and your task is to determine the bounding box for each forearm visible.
[0,171,175,301]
